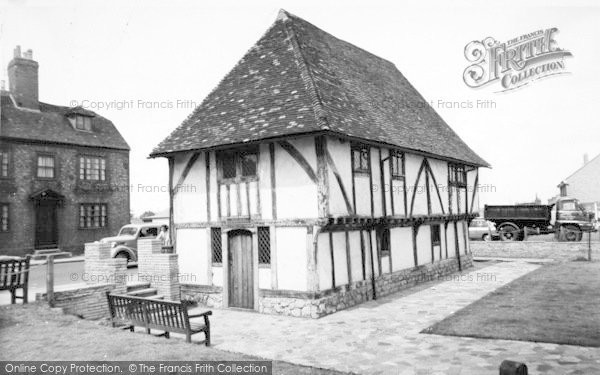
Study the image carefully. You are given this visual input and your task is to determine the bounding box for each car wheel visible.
[115,252,130,262]
[482,233,490,241]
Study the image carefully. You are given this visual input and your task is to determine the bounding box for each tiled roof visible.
[0,92,129,151]
[151,10,488,167]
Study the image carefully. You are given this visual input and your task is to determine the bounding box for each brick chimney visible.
[8,45,39,110]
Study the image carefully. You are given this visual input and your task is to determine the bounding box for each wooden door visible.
[228,230,254,309]
[35,201,58,249]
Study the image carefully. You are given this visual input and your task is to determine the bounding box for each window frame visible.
[431,224,441,246]
[379,228,391,257]
[449,163,467,187]
[257,226,271,267]
[211,227,223,265]
[79,203,108,229]
[390,150,405,179]
[0,203,9,232]
[217,147,259,183]
[0,149,9,178]
[351,143,371,174]
[79,155,107,182]
[36,153,56,180]
[75,115,92,131]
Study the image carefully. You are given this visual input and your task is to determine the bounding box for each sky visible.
[1,0,599,216]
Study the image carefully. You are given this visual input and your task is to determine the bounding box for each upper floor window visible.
[37,155,55,179]
[390,151,404,178]
[449,164,466,186]
[0,204,8,232]
[0,151,8,177]
[80,156,106,181]
[351,144,370,173]
[218,148,258,181]
[79,203,107,228]
[75,116,92,131]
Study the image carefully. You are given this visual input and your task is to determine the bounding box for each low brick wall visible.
[471,241,599,261]
[36,284,115,320]
[183,254,473,319]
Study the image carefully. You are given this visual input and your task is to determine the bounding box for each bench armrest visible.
[188,310,212,318]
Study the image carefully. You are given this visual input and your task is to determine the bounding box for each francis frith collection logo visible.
[463,28,572,92]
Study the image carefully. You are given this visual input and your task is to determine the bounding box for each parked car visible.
[468,218,498,241]
[100,223,165,262]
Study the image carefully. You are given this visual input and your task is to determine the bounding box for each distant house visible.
[141,209,169,225]
[0,46,130,256]
[557,153,600,216]
[150,10,488,317]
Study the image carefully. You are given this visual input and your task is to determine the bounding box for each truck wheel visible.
[563,225,580,242]
[498,223,519,241]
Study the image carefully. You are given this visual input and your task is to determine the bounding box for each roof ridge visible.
[562,151,600,183]
[279,12,330,131]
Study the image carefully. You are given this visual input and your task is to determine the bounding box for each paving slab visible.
[189,261,600,374]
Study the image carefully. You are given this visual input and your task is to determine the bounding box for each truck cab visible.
[552,197,595,241]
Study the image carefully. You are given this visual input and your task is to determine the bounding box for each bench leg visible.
[164,332,170,339]
[129,326,134,332]
[205,329,210,346]
[146,328,151,335]
[23,287,28,304]
[10,289,16,305]
[185,333,191,343]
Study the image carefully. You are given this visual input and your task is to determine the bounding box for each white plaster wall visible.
[258,143,273,220]
[368,230,380,276]
[348,231,363,282]
[428,158,449,214]
[212,266,223,287]
[208,151,219,222]
[565,155,600,203]
[326,137,353,216]
[391,179,406,216]
[317,232,333,290]
[173,152,207,223]
[440,223,447,259]
[457,222,465,254]
[382,149,393,216]
[259,268,271,290]
[276,227,307,291]
[467,169,479,213]
[331,232,348,286]
[390,227,413,270]
[447,223,456,258]
[176,228,209,285]
[371,148,384,217]
[380,256,391,274]
[354,177,371,216]
[275,138,318,219]
[405,154,427,216]
[416,225,432,265]
[462,221,470,254]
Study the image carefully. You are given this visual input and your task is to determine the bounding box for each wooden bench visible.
[0,256,31,304]
[106,292,212,345]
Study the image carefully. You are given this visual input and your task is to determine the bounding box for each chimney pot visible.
[23,49,33,59]
[13,45,21,58]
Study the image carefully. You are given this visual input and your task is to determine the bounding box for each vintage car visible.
[100,223,166,262]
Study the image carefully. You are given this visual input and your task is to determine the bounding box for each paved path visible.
[191,261,600,374]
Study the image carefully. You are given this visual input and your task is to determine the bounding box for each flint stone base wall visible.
[36,284,116,320]
[182,254,472,319]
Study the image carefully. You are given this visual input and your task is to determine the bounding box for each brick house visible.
[0,46,130,256]
[150,10,488,317]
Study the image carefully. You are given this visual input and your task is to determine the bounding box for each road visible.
[0,260,138,305]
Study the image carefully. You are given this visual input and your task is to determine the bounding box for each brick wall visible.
[0,140,129,256]
[36,284,116,320]
[137,239,180,300]
[471,241,599,261]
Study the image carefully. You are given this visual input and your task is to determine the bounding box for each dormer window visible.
[75,116,92,131]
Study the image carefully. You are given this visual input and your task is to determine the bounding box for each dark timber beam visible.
[279,140,318,184]
[325,148,353,215]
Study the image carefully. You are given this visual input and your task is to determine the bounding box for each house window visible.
[79,204,107,228]
[391,151,404,178]
[217,147,258,181]
[560,184,568,197]
[257,226,271,265]
[0,204,8,232]
[211,227,222,264]
[79,156,106,181]
[0,151,8,177]
[75,116,92,131]
[379,228,391,257]
[431,225,441,246]
[37,155,55,178]
[352,144,370,173]
[449,164,466,186]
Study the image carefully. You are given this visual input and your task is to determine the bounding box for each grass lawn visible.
[0,303,349,375]
[423,260,600,347]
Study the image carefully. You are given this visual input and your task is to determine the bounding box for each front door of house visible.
[35,200,58,249]
[228,230,254,309]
